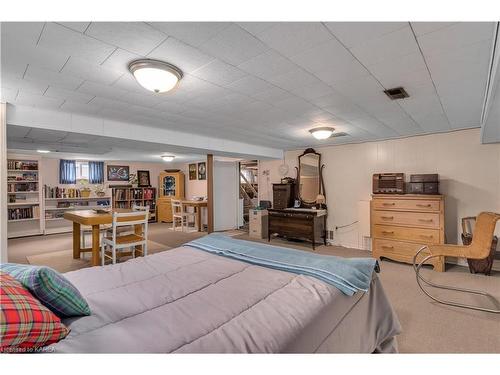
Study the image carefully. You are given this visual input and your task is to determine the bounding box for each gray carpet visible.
[8,226,500,353]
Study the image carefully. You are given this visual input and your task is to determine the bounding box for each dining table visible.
[64,208,146,267]
[181,200,208,232]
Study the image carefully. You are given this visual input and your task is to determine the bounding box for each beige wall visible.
[173,161,207,199]
[260,128,500,249]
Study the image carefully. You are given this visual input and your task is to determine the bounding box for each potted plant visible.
[78,179,91,198]
[94,184,107,198]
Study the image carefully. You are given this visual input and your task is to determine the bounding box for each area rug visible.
[26,240,170,273]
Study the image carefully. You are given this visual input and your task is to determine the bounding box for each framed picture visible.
[137,170,151,187]
[189,163,197,180]
[197,162,206,180]
[107,165,129,181]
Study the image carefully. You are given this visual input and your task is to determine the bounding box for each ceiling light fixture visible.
[128,59,183,94]
[36,150,51,153]
[161,155,175,162]
[309,127,335,140]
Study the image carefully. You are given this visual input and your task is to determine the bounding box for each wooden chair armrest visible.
[427,244,470,258]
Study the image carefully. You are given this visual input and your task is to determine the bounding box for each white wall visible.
[213,161,239,231]
[0,103,8,262]
[260,128,500,249]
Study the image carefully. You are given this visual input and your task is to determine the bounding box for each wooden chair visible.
[171,200,195,232]
[101,210,149,265]
[413,212,500,313]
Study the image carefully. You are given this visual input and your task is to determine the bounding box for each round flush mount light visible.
[161,155,175,162]
[128,59,183,94]
[36,149,51,153]
[309,127,335,140]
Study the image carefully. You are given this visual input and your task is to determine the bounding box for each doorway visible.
[239,160,258,230]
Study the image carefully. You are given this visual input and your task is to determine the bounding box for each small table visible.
[64,208,145,267]
[181,200,208,232]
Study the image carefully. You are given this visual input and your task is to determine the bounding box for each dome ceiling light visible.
[161,155,175,162]
[309,127,335,140]
[128,59,183,94]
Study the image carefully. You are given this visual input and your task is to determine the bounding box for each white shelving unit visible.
[7,155,43,238]
[43,196,112,235]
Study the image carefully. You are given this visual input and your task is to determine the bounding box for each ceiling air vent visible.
[384,87,409,100]
[331,132,348,138]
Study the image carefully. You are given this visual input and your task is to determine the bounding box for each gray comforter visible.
[51,246,401,353]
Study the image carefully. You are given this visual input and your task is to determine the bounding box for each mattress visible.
[50,245,401,353]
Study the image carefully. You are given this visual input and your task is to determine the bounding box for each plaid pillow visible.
[1,264,90,317]
[0,272,69,351]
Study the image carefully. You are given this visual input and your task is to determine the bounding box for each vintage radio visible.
[372,173,405,194]
[409,174,439,194]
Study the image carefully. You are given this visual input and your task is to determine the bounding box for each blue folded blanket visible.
[186,234,377,296]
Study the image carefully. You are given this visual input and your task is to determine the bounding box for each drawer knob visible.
[382,202,396,206]
[416,204,432,208]
[382,230,394,234]
[381,245,394,249]
[420,234,433,239]
[381,216,394,220]
[418,218,433,222]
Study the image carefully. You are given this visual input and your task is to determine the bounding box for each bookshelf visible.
[7,156,43,238]
[43,185,112,234]
[112,187,156,222]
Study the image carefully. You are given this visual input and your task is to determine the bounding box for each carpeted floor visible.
[7,224,500,353]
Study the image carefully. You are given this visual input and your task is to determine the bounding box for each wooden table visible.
[64,208,145,267]
[181,200,208,232]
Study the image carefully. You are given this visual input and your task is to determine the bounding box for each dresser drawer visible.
[373,224,441,244]
[372,198,441,212]
[373,239,430,261]
[372,210,440,229]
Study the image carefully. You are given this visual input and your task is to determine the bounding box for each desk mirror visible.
[296,148,325,207]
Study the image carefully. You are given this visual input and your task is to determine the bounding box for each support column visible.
[207,154,214,233]
[0,103,7,262]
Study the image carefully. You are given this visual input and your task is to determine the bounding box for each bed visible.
[50,238,401,353]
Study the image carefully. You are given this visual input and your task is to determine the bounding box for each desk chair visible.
[101,210,149,265]
[413,212,500,313]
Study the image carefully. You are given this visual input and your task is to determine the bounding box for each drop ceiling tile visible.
[2,75,49,95]
[111,73,145,93]
[324,22,407,48]
[85,22,167,56]
[190,59,247,86]
[1,60,27,79]
[414,113,451,132]
[199,24,269,65]
[0,22,45,45]
[100,48,142,75]
[266,68,319,91]
[44,86,95,103]
[153,100,189,114]
[24,65,84,90]
[379,115,422,136]
[1,87,18,102]
[59,100,101,115]
[289,38,354,72]
[349,26,420,66]
[237,50,298,79]
[237,22,277,35]
[330,75,384,101]
[77,81,129,101]
[417,22,494,56]
[148,22,231,47]
[58,22,91,33]
[254,22,333,57]
[250,86,294,102]
[38,23,116,64]
[61,56,123,85]
[224,75,275,95]
[25,127,67,141]
[1,37,70,72]
[147,37,215,73]
[398,93,444,120]
[366,52,427,87]
[410,22,457,37]
[291,81,336,100]
[15,91,64,110]
[120,91,169,108]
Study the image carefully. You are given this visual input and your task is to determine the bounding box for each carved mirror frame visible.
[295,148,326,208]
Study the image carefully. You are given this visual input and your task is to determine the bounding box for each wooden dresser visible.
[371,194,445,272]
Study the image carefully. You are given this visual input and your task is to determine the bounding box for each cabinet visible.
[371,194,445,272]
[272,183,295,209]
[157,171,185,223]
[249,209,268,239]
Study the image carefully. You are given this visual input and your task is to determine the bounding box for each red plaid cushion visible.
[1,272,69,351]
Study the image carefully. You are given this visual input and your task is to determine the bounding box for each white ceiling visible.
[1,22,497,151]
[6,125,206,163]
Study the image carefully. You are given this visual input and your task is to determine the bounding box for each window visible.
[76,161,89,182]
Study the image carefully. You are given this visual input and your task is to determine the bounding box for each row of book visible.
[44,185,82,199]
[7,172,38,181]
[8,206,40,221]
[8,183,37,192]
[7,160,38,170]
